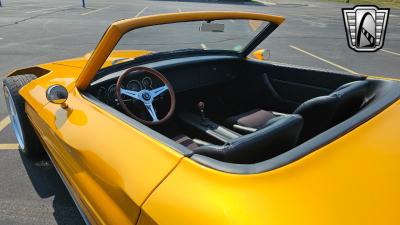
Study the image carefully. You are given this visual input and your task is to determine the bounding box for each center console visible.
[179,102,241,143]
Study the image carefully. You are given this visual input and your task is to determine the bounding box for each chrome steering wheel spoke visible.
[150,85,168,98]
[144,102,159,122]
[121,88,140,100]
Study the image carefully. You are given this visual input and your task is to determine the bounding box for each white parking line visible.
[1,4,38,9]
[80,6,111,16]
[25,4,74,14]
[381,49,400,56]
[289,45,359,75]
[0,144,19,150]
[252,0,276,5]
[177,8,182,13]
[263,1,277,5]
[135,7,148,18]
[0,38,3,40]
[201,43,207,50]
[3,0,33,3]
[0,116,11,133]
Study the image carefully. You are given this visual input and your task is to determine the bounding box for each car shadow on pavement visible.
[19,152,85,225]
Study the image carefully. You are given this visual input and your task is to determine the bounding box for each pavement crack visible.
[0,7,75,29]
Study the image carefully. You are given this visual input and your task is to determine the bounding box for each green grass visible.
[323,0,400,9]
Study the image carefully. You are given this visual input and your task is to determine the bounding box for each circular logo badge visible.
[142,92,151,101]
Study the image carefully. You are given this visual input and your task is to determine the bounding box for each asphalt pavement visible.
[0,0,399,224]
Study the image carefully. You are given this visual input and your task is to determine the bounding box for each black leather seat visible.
[225,109,276,130]
[225,80,369,142]
[192,114,303,164]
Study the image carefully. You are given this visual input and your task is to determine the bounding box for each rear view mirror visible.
[253,49,270,60]
[200,22,224,32]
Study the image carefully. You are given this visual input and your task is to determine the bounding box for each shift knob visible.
[198,101,206,121]
[198,101,205,111]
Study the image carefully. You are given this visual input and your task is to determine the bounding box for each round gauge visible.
[126,80,142,92]
[107,84,117,105]
[142,77,152,89]
[96,87,107,100]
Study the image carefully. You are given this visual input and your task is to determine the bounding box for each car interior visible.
[85,54,388,165]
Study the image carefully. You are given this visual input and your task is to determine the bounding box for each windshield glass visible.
[112,19,269,58]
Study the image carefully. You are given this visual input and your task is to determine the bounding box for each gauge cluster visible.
[94,75,157,106]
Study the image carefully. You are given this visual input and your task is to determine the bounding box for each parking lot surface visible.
[0,0,399,224]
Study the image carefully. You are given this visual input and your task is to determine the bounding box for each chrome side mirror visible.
[46,85,68,108]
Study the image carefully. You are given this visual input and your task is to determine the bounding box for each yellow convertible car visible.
[2,11,400,225]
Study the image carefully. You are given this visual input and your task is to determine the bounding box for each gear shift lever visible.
[198,101,207,121]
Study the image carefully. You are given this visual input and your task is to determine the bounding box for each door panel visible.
[27,87,183,225]
[268,77,333,104]
[246,60,365,106]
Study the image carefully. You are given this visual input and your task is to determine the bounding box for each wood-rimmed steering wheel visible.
[116,66,176,125]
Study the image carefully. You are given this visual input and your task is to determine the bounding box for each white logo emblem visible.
[342,5,390,52]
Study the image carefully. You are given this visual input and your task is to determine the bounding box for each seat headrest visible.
[333,80,369,93]
[329,80,369,124]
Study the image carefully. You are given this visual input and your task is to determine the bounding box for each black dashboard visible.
[88,55,242,107]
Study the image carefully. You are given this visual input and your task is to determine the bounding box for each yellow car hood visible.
[51,50,152,69]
